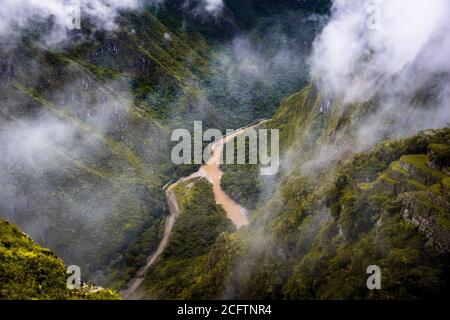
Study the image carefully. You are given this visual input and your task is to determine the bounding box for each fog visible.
[298,0,450,173]
[0,0,145,45]
[310,0,450,103]
[224,0,450,298]
[0,0,322,286]
[0,0,223,46]
[0,74,165,281]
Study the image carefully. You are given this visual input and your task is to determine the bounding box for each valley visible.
[120,119,268,299]
[0,0,449,301]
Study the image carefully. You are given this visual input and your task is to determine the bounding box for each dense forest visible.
[0,0,449,300]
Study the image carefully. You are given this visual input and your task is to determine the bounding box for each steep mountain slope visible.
[6,1,447,302]
[0,219,119,300]
[154,0,330,127]
[0,8,212,289]
[0,2,327,294]
[222,85,450,299]
[138,81,449,299]
[156,0,330,40]
[136,178,234,299]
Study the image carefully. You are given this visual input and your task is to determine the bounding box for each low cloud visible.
[310,0,450,103]
[294,0,450,174]
[203,0,223,13]
[0,0,223,46]
[0,0,146,45]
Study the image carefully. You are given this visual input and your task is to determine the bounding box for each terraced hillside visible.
[3,0,448,302]
[141,82,450,299]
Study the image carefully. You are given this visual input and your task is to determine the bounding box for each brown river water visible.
[119,121,267,299]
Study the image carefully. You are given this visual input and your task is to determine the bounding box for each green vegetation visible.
[0,7,211,290]
[1,2,325,297]
[221,137,262,209]
[0,219,120,300]
[155,80,450,299]
[1,1,449,301]
[221,163,261,209]
[428,143,450,171]
[140,178,234,299]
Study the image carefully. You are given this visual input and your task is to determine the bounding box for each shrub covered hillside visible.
[0,219,119,300]
[134,178,234,299]
[278,129,450,299]
[0,2,325,292]
[0,7,213,289]
[156,82,450,299]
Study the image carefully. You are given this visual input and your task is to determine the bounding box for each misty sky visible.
[0,0,223,45]
[310,0,450,103]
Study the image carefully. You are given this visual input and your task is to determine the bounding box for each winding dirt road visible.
[118,174,198,299]
[119,120,267,299]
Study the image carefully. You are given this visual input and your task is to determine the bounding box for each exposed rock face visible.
[428,144,450,171]
[396,143,450,253]
[401,192,450,253]
[398,157,442,186]
[351,137,450,255]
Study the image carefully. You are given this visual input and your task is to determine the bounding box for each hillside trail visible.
[119,119,268,299]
